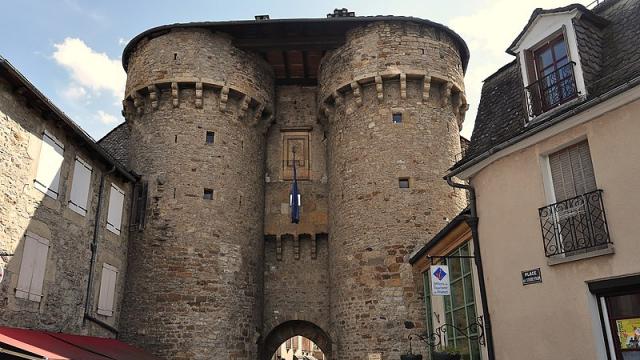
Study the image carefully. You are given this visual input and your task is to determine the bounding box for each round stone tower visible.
[318,21,468,358]
[120,28,274,359]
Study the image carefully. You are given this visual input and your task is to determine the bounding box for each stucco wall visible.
[471,96,640,359]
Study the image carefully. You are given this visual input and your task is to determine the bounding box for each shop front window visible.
[605,292,640,359]
[443,243,481,360]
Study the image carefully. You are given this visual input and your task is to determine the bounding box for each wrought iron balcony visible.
[525,61,578,118]
[538,190,612,257]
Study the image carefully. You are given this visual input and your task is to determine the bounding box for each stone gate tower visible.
[116,11,469,360]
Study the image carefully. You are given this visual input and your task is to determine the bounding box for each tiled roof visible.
[98,122,130,166]
[453,0,640,172]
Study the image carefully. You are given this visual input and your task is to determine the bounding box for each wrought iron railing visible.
[538,190,611,257]
[525,61,578,118]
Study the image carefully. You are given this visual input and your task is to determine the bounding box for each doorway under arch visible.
[262,320,332,360]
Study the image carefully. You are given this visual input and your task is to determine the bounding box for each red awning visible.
[0,326,159,360]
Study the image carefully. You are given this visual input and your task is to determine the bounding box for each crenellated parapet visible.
[122,78,275,133]
[318,70,468,128]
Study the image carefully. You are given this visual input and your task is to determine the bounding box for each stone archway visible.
[261,320,332,360]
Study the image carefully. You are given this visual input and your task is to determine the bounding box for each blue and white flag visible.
[289,153,301,224]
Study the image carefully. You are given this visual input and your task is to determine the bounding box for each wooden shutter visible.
[15,233,49,302]
[68,157,92,215]
[34,131,64,199]
[97,263,118,316]
[106,184,125,235]
[549,140,597,202]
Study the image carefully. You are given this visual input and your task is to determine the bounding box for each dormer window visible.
[508,7,593,122]
[526,34,578,116]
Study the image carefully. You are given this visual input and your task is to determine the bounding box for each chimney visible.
[327,8,355,18]
[254,15,270,20]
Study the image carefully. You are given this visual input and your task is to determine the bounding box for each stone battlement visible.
[319,72,468,128]
[122,80,275,132]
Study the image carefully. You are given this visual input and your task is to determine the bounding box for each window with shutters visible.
[15,232,50,302]
[68,157,92,216]
[97,263,118,316]
[34,131,64,199]
[548,140,597,202]
[106,184,125,235]
[538,140,611,257]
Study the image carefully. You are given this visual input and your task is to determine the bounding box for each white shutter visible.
[97,263,118,316]
[68,157,92,216]
[549,140,597,202]
[15,232,49,302]
[34,131,64,199]
[106,184,125,235]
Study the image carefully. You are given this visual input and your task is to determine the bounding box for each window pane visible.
[464,275,475,303]
[452,280,465,308]
[451,257,462,281]
[553,41,568,60]
[454,308,467,330]
[608,293,640,319]
[537,49,554,68]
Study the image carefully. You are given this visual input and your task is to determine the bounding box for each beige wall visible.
[471,97,640,359]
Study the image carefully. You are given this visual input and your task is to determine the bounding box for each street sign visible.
[521,268,542,285]
[431,265,450,296]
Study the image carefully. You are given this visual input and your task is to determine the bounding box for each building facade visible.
[449,1,640,359]
[93,9,471,360]
[0,57,138,341]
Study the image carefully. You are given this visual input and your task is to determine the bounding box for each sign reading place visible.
[521,268,542,285]
[431,265,450,296]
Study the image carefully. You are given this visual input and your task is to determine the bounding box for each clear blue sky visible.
[1,0,589,140]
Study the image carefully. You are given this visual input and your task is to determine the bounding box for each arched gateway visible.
[261,320,332,360]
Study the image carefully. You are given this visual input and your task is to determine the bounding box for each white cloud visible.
[53,37,125,99]
[448,0,590,137]
[96,110,119,125]
[61,84,87,101]
[118,38,128,47]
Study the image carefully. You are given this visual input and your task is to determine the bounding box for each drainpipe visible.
[83,165,117,334]
[445,175,495,360]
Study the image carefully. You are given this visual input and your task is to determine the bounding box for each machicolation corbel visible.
[171,82,179,108]
[423,76,432,103]
[350,81,362,106]
[400,73,407,100]
[195,82,203,108]
[148,85,159,110]
[219,85,230,111]
[375,75,383,103]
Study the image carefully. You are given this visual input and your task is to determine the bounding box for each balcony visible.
[538,190,612,257]
[525,61,578,118]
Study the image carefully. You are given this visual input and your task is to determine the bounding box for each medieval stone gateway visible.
[105,11,469,359]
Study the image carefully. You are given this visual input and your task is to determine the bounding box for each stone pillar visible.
[318,21,468,359]
[120,28,274,360]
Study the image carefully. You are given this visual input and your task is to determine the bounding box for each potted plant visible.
[432,346,462,360]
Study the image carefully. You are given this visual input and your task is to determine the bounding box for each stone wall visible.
[0,75,132,338]
[262,85,331,355]
[263,234,330,341]
[119,29,274,360]
[319,21,468,359]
